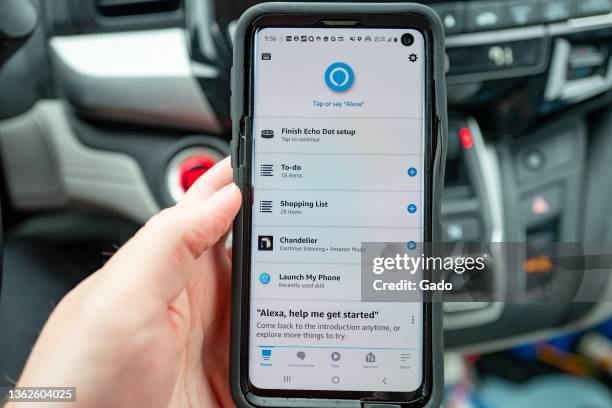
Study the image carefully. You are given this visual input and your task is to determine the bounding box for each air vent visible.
[96,0,181,17]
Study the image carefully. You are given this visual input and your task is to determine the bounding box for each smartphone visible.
[231,3,446,407]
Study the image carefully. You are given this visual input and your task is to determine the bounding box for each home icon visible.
[365,352,376,363]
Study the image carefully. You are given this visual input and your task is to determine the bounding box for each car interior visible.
[0,0,611,406]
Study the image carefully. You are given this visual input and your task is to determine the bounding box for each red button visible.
[459,127,474,149]
[178,156,217,192]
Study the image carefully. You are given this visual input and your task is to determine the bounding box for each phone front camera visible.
[401,33,414,46]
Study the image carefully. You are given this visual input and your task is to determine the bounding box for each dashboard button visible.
[447,39,544,76]
[522,185,562,226]
[574,0,612,17]
[543,0,573,21]
[442,218,481,241]
[466,2,508,31]
[178,156,217,192]
[431,3,466,34]
[506,1,544,26]
[523,148,546,171]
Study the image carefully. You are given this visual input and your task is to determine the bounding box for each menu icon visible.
[259,200,273,213]
[260,164,274,176]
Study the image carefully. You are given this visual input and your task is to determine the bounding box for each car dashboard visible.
[1,0,611,352]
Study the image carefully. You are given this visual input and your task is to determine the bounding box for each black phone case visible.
[230,3,447,407]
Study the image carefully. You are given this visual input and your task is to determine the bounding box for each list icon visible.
[260,164,274,177]
[260,200,273,213]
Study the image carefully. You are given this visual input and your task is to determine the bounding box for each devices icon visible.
[325,62,354,92]
[261,349,272,361]
[261,129,274,139]
[331,351,341,361]
[260,164,274,177]
[259,272,271,285]
[259,200,273,213]
[261,53,271,60]
[258,236,273,251]
[365,352,376,363]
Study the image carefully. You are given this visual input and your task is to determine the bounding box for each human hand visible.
[9,158,241,408]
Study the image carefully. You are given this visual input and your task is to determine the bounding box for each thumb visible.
[104,182,242,302]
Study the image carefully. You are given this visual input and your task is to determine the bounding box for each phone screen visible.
[248,27,425,393]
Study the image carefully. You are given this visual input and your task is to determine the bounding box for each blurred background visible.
[0,1,610,406]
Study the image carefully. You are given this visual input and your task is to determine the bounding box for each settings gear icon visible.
[409,53,418,63]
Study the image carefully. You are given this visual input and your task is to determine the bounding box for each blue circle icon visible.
[408,167,417,177]
[259,273,271,285]
[407,204,417,214]
[407,241,417,250]
[325,62,354,92]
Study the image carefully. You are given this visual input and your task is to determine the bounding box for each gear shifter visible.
[0,0,38,67]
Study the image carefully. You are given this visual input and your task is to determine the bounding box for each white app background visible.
[249,27,425,392]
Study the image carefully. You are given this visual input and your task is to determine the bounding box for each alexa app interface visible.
[249,27,425,392]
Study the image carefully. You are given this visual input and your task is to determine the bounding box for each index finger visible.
[178,156,234,206]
